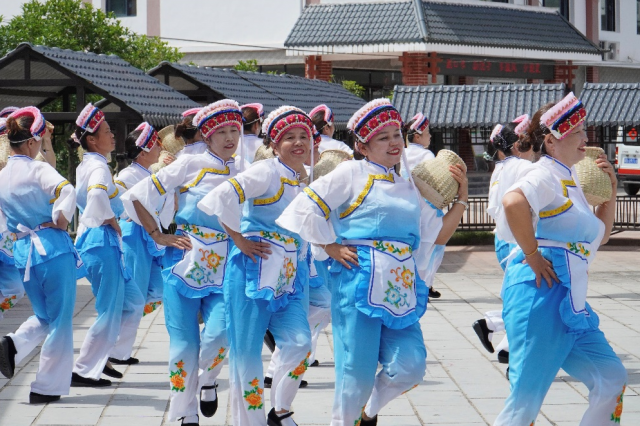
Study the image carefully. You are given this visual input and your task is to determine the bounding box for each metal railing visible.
[443,196,640,232]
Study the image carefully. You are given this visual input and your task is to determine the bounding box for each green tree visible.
[0,0,182,71]
[234,59,259,72]
[341,80,366,99]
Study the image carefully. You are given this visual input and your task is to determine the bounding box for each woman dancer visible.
[175,108,205,157]
[241,103,265,163]
[473,115,535,361]
[71,103,142,386]
[0,107,78,404]
[122,100,244,425]
[278,99,468,425]
[494,93,626,425]
[198,105,315,426]
[109,123,164,367]
[0,115,24,323]
[309,104,353,155]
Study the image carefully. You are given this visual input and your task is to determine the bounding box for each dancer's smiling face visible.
[206,125,240,161]
[271,127,311,172]
[358,125,404,168]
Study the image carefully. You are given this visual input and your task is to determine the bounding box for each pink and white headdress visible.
[134,122,159,152]
[240,103,265,125]
[309,104,334,128]
[512,114,531,137]
[0,107,19,119]
[8,107,47,141]
[193,100,242,139]
[347,98,403,144]
[489,124,503,143]
[76,103,105,134]
[540,92,587,140]
[0,118,7,136]
[409,112,429,134]
[182,107,202,118]
[263,106,316,145]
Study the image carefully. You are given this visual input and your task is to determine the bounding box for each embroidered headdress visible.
[193,99,243,139]
[8,106,47,141]
[134,122,159,152]
[309,104,334,127]
[76,103,105,134]
[409,112,429,134]
[513,114,531,137]
[540,92,586,140]
[241,103,265,126]
[0,118,7,136]
[347,98,403,144]
[0,107,19,119]
[182,107,202,118]
[263,106,316,145]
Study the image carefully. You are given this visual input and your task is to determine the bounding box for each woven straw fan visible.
[575,147,612,206]
[254,145,276,162]
[313,149,352,180]
[411,149,467,209]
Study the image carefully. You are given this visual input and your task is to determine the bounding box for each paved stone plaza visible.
[0,244,638,425]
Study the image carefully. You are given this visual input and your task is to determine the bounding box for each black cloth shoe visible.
[29,392,60,404]
[498,350,509,364]
[0,336,17,379]
[71,372,111,387]
[428,287,441,299]
[180,415,199,426]
[264,330,276,353]
[102,364,123,379]
[299,380,308,388]
[264,376,272,388]
[472,319,495,353]
[108,357,139,365]
[309,360,320,367]
[505,366,510,381]
[200,384,218,418]
[361,415,378,425]
[267,408,298,426]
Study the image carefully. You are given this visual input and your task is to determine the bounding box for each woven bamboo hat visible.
[149,150,177,174]
[313,149,351,180]
[0,134,9,171]
[575,147,612,206]
[254,144,276,162]
[158,125,184,155]
[411,149,467,209]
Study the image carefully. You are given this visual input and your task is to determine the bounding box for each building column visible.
[147,0,161,37]
[305,56,332,81]
[546,61,577,91]
[399,52,441,86]
[585,0,600,45]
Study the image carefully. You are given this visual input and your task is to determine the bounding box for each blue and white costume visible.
[199,106,315,426]
[122,100,244,422]
[317,134,353,156]
[404,143,435,171]
[0,107,79,397]
[242,134,264,164]
[177,141,207,158]
[279,101,443,426]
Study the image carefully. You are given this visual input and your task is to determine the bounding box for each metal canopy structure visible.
[0,43,199,161]
[392,83,566,128]
[148,62,367,129]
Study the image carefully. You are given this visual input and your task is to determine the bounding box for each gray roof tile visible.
[153,62,367,128]
[285,0,600,55]
[581,83,640,126]
[393,83,566,128]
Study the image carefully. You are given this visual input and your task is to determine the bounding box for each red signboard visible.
[441,57,554,80]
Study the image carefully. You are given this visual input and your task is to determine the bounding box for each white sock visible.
[182,415,199,423]
[276,412,298,426]
[201,384,217,402]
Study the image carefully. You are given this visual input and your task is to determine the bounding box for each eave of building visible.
[286,43,602,63]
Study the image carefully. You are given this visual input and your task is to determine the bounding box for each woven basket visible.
[313,150,351,180]
[0,134,9,171]
[254,145,276,162]
[158,125,184,155]
[149,150,176,174]
[575,147,612,206]
[411,149,467,209]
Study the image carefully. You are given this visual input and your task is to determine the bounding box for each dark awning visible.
[393,83,566,128]
[149,62,367,129]
[581,83,640,127]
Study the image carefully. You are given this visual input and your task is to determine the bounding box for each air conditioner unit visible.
[600,41,619,61]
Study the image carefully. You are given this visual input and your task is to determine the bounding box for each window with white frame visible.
[601,0,616,32]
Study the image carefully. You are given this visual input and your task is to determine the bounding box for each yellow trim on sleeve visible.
[151,174,166,196]
[108,186,119,199]
[303,187,331,220]
[114,180,127,190]
[539,179,576,219]
[339,173,394,219]
[87,184,108,192]
[228,178,245,204]
[49,180,71,204]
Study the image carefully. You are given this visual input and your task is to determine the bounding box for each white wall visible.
[599,0,640,65]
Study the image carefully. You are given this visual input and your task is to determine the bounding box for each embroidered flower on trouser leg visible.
[244,377,264,410]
